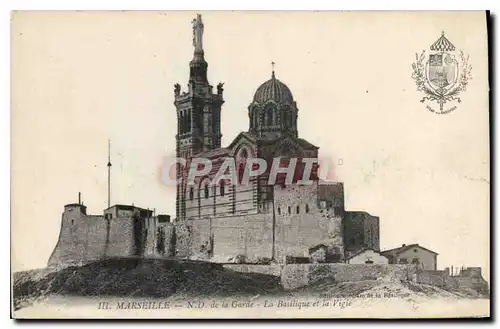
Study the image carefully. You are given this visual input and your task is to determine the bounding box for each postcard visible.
[11,11,490,319]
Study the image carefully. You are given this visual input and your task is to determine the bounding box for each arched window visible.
[204,184,209,199]
[189,187,194,201]
[266,110,273,126]
[183,112,188,133]
[305,204,309,213]
[288,206,291,214]
[220,182,225,197]
[277,207,281,215]
[296,205,300,214]
[180,112,185,133]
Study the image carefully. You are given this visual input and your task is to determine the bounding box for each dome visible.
[253,72,294,104]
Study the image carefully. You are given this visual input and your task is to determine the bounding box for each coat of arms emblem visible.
[411,32,472,114]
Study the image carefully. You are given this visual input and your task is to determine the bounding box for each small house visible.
[347,248,388,264]
[381,244,438,270]
[309,244,328,263]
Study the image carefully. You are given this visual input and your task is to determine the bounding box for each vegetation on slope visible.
[13,258,282,311]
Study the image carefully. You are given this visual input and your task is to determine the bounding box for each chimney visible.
[78,192,81,204]
[402,244,406,247]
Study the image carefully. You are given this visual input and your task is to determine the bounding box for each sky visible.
[11,11,489,279]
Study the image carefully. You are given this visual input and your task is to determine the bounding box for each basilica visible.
[172,15,380,263]
[47,15,380,268]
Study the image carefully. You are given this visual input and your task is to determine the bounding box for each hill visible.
[294,276,489,300]
[13,258,489,313]
[12,258,282,311]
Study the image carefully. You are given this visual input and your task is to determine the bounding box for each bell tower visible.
[174,14,224,220]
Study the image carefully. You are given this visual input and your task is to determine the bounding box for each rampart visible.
[176,183,345,264]
[415,267,489,295]
[48,204,175,268]
[280,263,417,290]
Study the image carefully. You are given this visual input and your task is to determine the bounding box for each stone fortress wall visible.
[46,200,488,297]
[48,204,175,268]
[174,181,348,264]
[48,181,380,268]
[415,266,489,294]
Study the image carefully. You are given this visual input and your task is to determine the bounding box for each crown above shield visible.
[430,32,456,52]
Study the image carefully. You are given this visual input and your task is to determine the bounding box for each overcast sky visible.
[11,11,489,278]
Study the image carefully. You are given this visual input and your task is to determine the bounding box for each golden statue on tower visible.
[192,14,204,51]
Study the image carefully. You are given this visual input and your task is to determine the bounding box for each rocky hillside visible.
[13,259,489,312]
[12,258,282,311]
[293,276,489,300]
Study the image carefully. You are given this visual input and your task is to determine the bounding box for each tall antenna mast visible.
[107,139,112,208]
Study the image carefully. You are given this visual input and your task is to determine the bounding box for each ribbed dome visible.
[253,72,294,104]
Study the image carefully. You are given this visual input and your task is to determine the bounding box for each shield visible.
[425,52,458,92]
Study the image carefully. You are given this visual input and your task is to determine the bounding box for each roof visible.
[308,244,328,252]
[381,244,439,257]
[64,203,86,208]
[227,132,256,150]
[347,248,385,260]
[104,204,153,213]
[195,147,230,159]
[253,71,294,104]
[297,138,318,150]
